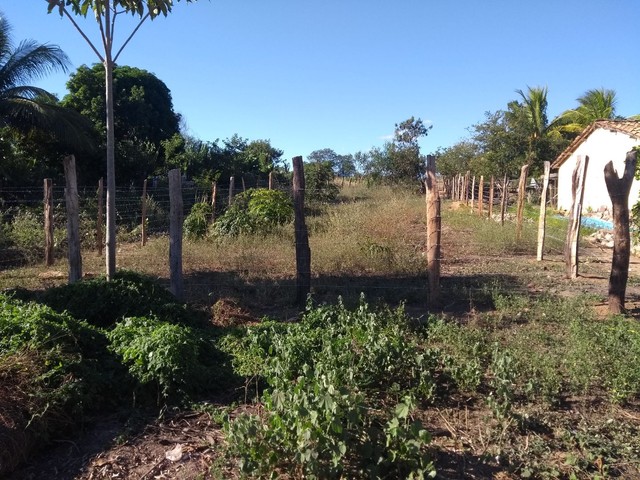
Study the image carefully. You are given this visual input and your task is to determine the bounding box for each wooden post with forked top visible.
[564,155,589,279]
[604,150,637,313]
[293,156,311,307]
[536,161,551,261]
[425,155,441,306]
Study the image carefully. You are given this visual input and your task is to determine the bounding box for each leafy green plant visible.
[222,299,437,478]
[184,202,213,239]
[40,270,202,328]
[213,188,293,237]
[107,315,212,402]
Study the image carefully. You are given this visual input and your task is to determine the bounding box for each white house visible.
[552,120,640,213]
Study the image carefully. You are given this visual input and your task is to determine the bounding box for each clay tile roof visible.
[551,120,640,169]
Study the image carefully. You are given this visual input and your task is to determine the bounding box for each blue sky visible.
[2,1,640,161]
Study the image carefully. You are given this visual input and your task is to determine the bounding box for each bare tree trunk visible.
[536,161,551,261]
[97,178,103,256]
[604,151,637,313]
[63,155,82,283]
[104,40,116,280]
[564,155,589,279]
[425,155,441,306]
[44,179,54,266]
[293,156,311,307]
[169,169,183,299]
[516,165,529,241]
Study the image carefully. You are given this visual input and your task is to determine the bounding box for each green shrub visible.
[40,270,203,328]
[0,294,125,463]
[213,188,293,237]
[107,316,212,401]
[184,202,213,240]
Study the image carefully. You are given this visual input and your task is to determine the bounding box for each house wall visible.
[556,128,640,213]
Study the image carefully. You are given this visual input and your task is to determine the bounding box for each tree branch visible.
[58,5,105,62]
[114,12,150,63]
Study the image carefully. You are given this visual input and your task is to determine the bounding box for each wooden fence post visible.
[564,155,589,279]
[464,171,470,203]
[488,176,495,219]
[478,175,484,216]
[97,178,103,256]
[268,171,273,190]
[228,176,235,206]
[44,178,54,266]
[500,174,508,226]
[292,156,311,307]
[211,181,217,224]
[141,178,148,247]
[470,176,476,212]
[63,155,82,283]
[425,155,441,306]
[516,165,529,241]
[604,151,637,313]
[536,161,551,261]
[169,169,184,299]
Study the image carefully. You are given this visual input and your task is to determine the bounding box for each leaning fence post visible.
[478,175,484,216]
[169,169,184,299]
[500,174,508,226]
[292,156,311,307]
[536,161,551,261]
[564,155,589,279]
[63,155,82,283]
[425,155,441,306]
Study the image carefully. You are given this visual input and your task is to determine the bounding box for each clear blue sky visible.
[2,1,639,161]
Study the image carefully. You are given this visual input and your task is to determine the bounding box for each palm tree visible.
[552,88,619,135]
[515,86,550,165]
[0,13,88,146]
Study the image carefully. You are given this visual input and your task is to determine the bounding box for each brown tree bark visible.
[604,150,637,314]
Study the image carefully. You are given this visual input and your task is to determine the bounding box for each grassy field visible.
[2,183,640,479]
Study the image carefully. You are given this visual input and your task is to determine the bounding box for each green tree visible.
[240,139,284,174]
[435,140,478,177]
[47,0,196,280]
[0,14,92,165]
[553,88,619,136]
[62,63,180,183]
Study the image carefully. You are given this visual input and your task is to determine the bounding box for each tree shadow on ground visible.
[179,269,527,321]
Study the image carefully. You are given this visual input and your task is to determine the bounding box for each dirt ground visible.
[6,231,640,480]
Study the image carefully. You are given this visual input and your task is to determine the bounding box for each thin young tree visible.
[46,0,195,280]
